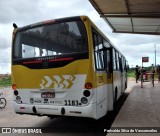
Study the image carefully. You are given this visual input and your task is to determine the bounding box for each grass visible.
[127,69,159,81]
[127,71,135,78]
[0,76,12,87]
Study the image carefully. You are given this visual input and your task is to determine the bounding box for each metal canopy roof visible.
[89,0,160,35]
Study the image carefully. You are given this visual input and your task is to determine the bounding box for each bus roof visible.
[14,16,83,32]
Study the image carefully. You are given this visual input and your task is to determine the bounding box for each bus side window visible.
[112,49,117,71]
[93,32,105,70]
[115,51,120,70]
[122,57,126,71]
[119,57,123,72]
[125,60,129,72]
[107,49,112,78]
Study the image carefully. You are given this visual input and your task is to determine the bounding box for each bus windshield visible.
[13,21,88,59]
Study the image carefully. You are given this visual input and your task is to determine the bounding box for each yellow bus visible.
[12,16,128,120]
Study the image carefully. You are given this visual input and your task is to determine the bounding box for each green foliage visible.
[127,71,135,77]
[144,66,152,71]
[127,66,159,79]
[0,76,12,87]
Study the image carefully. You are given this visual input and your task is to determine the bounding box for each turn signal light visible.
[12,84,17,90]
[85,82,92,89]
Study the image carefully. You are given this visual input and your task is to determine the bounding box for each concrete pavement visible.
[107,81,160,136]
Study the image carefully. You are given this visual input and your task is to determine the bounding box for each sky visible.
[0,0,160,73]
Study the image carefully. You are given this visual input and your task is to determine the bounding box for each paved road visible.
[0,81,135,136]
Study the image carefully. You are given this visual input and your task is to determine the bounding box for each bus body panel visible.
[13,99,97,119]
[12,59,89,89]
[12,16,127,120]
[113,71,122,100]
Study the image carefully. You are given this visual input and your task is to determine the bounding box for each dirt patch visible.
[128,77,136,81]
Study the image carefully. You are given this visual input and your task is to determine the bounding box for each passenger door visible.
[119,56,124,93]
[104,47,114,111]
[104,48,112,80]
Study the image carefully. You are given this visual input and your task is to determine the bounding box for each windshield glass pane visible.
[13,21,88,59]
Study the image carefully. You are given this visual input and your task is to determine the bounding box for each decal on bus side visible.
[39,75,76,89]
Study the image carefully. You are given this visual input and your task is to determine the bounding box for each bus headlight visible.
[16,96,21,103]
[81,97,88,104]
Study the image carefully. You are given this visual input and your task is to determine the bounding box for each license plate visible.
[41,92,55,98]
